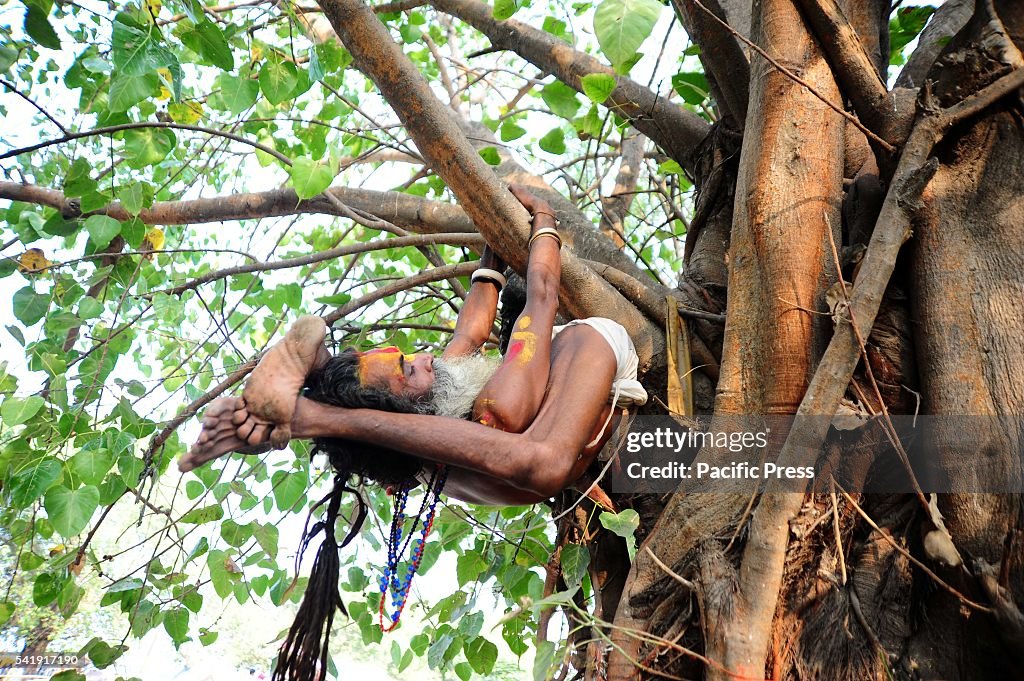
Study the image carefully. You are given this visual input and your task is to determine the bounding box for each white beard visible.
[430,354,502,419]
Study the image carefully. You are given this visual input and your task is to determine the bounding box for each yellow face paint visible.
[518,316,531,329]
[357,347,403,387]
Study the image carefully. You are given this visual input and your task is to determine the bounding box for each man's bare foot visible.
[179,398,272,472]
[240,315,329,449]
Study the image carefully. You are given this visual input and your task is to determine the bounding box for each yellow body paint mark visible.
[509,330,537,364]
[518,316,531,329]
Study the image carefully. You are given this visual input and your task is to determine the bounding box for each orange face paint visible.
[358,346,403,387]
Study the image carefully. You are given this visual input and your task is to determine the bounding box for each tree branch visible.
[895,0,973,89]
[0,181,477,234]
[431,0,710,174]
[318,0,663,367]
[671,0,750,127]
[794,0,900,144]
[0,121,292,165]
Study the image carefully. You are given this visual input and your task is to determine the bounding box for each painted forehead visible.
[357,346,412,386]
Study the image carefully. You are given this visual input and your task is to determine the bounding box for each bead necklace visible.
[378,465,447,632]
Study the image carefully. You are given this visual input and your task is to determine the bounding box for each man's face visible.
[358,347,435,398]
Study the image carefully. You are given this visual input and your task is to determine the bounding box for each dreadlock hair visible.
[272,349,433,681]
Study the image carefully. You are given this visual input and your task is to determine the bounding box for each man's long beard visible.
[430,354,502,419]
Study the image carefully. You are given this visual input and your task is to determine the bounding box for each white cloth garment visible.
[551,317,648,446]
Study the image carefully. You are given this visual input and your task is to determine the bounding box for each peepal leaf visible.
[12,286,50,325]
[599,508,640,559]
[289,158,335,200]
[24,5,61,49]
[260,60,298,105]
[593,0,664,71]
[181,21,233,71]
[215,73,259,113]
[44,485,101,537]
[581,73,616,104]
[2,395,45,426]
[84,215,122,249]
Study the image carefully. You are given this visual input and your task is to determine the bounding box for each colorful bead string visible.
[378,466,447,632]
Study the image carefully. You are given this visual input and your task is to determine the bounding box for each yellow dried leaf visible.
[168,101,203,124]
[142,227,165,253]
[144,0,163,17]
[18,248,52,273]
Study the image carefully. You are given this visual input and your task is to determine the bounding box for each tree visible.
[1,0,1022,679]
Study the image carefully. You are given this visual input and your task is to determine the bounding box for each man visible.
[181,186,648,681]
[180,186,648,503]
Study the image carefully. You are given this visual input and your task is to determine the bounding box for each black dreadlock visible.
[271,350,432,681]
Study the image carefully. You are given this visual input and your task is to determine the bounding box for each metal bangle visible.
[528,227,562,249]
[471,267,507,289]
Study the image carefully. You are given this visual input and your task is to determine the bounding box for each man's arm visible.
[443,245,506,358]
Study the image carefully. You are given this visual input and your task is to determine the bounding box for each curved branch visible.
[895,0,972,89]
[323,261,477,324]
[431,0,710,173]
[155,233,484,296]
[0,181,477,234]
[319,0,663,368]
[0,121,292,165]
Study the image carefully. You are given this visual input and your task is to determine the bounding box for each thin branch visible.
[153,233,484,296]
[323,261,476,324]
[1,78,69,134]
[0,121,292,165]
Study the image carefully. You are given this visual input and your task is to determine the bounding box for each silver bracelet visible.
[471,267,507,289]
[528,227,562,249]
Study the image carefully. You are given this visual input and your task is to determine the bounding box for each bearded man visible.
[179,186,647,681]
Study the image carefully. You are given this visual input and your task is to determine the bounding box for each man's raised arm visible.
[443,244,506,358]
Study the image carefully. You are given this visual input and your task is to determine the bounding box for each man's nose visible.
[415,354,434,373]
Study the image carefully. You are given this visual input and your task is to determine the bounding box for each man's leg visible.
[234,315,331,447]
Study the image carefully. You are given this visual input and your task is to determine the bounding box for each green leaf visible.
[69,449,114,486]
[659,159,684,175]
[2,395,45,425]
[199,628,219,646]
[44,485,101,537]
[493,0,519,20]
[671,72,709,105]
[24,5,61,49]
[538,127,566,154]
[271,470,306,511]
[49,672,84,681]
[289,157,335,200]
[0,46,18,75]
[84,215,122,249]
[119,182,145,216]
[465,637,498,675]
[180,504,224,524]
[253,522,279,558]
[478,146,501,165]
[86,640,128,669]
[581,73,616,104]
[12,286,49,326]
[221,519,252,547]
[112,13,177,76]
[163,607,190,642]
[10,458,62,507]
[541,81,581,119]
[0,602,14,627]
[260,60,299,105]
[215,73,259,113]
[560,543,590,588]
[122,128,177,169]
[599,508,640,559]
[181,21,234,71]
[593,0,664,72]
[500,121,527,142]
[108,73,159,112]
[533,640,556,681]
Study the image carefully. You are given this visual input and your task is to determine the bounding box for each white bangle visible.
[528,227,562,249]
[471,267,507,289]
